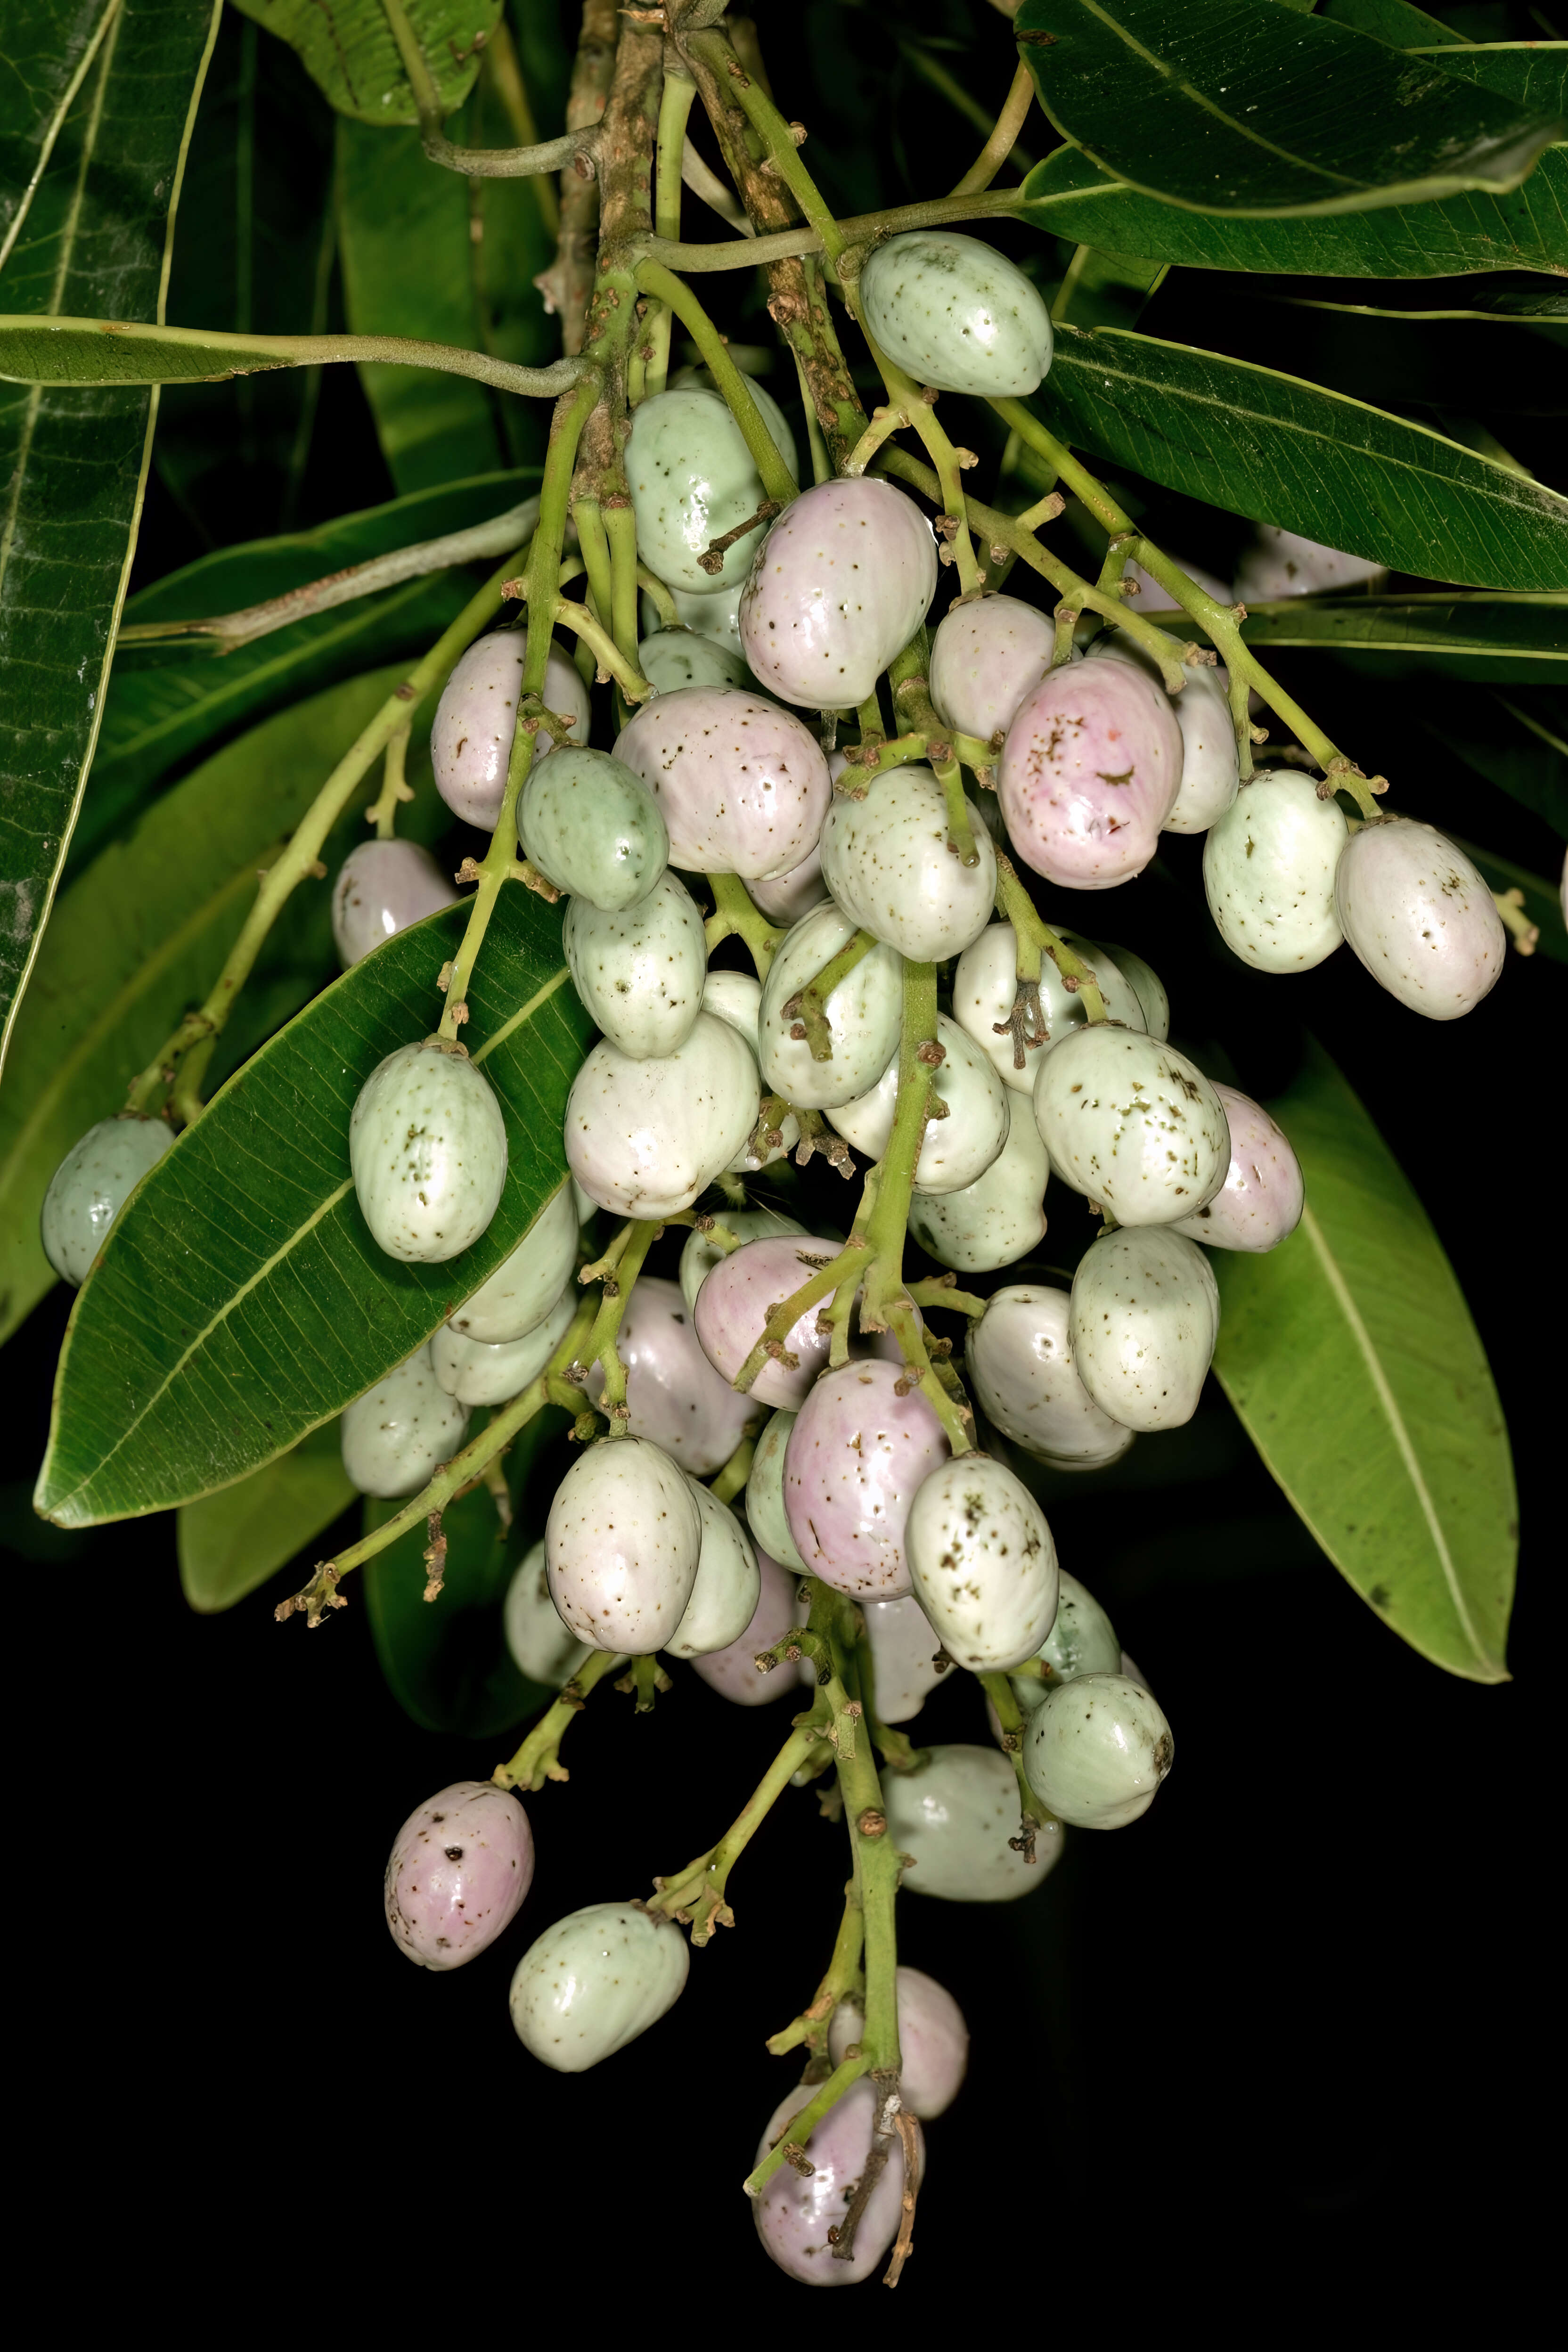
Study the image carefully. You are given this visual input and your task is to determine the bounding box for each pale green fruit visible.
[670,362,798,474]
[829,1013,1007,1195]
[40,1114,174,1285]
[1094,941,1169,1041]
[678,1206,808,1316]
[1069,1228,1219,1432]
[906,1455,1059,1673]
[350,1040,507,1263]
[342,1344,470,1498]
[546,1434,701,1650]
[669,578,743,653]
[969,1284,1133,1471]
[908,1095,1047,1274]
[950,922,1145,1097]
[509,1902,689,2072]
[1333,816,1506,1020]
[1023,1672,1174,1830]
[819,762,996,963]
[699,972,800,1170]
[744,1408,807,1574]
[882,1743,1062,1900]
[432,1279,575,1407]
[862,1591,947,1724]
[858,230,1052,398]
[1033,1025,1229,1225]
[665,1480,761,1658]
[626,385,796,598]
[447,1179,578,1344]
[637,627,753,694]
[518,745,670,912]
[564,872,706,1060]
[504,1538,592,1688]
[757,898,903,1111]
[1011,1569,1122,1715]
[565,1013,761,1218]
[1203,769,1348,972]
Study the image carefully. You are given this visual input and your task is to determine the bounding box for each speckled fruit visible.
[906,1454,1059,1673]
[565,1013,760,1218]
[830,1013,1007,1195]
[350,1039,507,1262]
[757,899,903,1111]
[969,1284,1133,1471]
[828,1967,968,2119]
[384,1780,533,1969]
[1233,526,1384,604]
[665,1480,760,1658]
[637,627,754,695]
[882,1743,1061,1899]
[39,1114,174,1285]
[1203,769,1348,972]
[1088,636,1238,837]
[518,743,669,912]
[740,477,938,710]
[1069,1228,1220,1433]
[510,1902,689,2071]
[858,229,1052,397]
[433,1279,575,1407]
[1094,940,1169,1041]
[690,1549,812,1705]
[612,686,831,882]
[748,839,829,926]
[583,1274,758,1476]
[782,1360,949,1600]
[1172,1085,1303,1252]
[331,839,458,968]
[627,385,796,597]
[341,1343,470,1497]
[908,1094,1048,1274]
[950,922,1145,1097]
[679,1206,807,1316]
[504,1538,591,1688]
[745,1409,808,1574]
[694,1232,842,1409]
[545,1434,701,1650]
[432,628,588,830]
[930,593,1055,745]
[1000,658,1183,888]
[1333,816,1506,1020]
[564,871,705,1059]
[1023,1671,1174,1830]
[1012,1568,1122,1710]
[754,2078,924,2287]
[820,762,996,962]
[1034,1024,1229,1225]
[698,971,800,1172]
[447,1179,578,1344]
[862,1591,947,1723]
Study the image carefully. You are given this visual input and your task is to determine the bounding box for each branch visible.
[378,0,595,179]
[637,186,1026,272]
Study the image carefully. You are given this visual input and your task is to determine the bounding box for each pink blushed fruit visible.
[688,1550,815,1706]
[783,1359,949,1600]
[384,1781,534,1970]
[753,2078,924,2286]
[693,1233,844,1409]
[585,1275,758,1476]
[612,686,831,880]
[999,658,1182,889]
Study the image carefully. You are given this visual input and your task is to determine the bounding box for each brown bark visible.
[535,0,621,356]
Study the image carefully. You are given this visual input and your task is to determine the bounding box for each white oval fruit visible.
[739,477,938,710]
[341,1343,470,1498]
[626,384,796,598]
[509,1901,689,2072]
[665,1480,761,1658]
[1088,635,1238,836]
[1171,1085,1304,1252]
[612,686,832,882]
[432,627,588,830]
[748,840,830,926]
[447,1180,578,1344]
[504,1538,591,1688]
[637,627,753,694]
[829,1013,1007,1195]
[518,743,669,912]
[564,871,705,1059]
[432,1278,575,1406]
[678,1206,808,1316]
[950,922,1146,1097]
[668,576,744,653]
[908,1094,1048,1274]
[1094,940,1169,1042]
[819,762,996,964]
[1069,1228,1220,1433]
[930,593,1055,745]
[565,1013,760,1218]
[1013,1568,1123,1708]
[757,898,903,1111]
[858,230,1053,397]
[39,1114,175,1285]
[545,1435,702,1651]
[882,1743,1062,1900]
[1023,1671,1174,1830]
[350,1040,508,1263]
[1233,526,1385,604]
[754,2078,923,2286]
[906,1454,1059,1673]
[1033,1024,1230,1225]
[1333,816,1506,1020]
[862,1590,947,1724]
[1203,769,1349,972]
[582,1274,757,1477]
[828,1966,968,2120]
[331,839,458,968]
[698,970,800,1170]
[744,1409,808,1574]
[970,1285,1133,1470]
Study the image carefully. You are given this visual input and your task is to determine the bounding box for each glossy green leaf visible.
[178,1418,354,1612]
[228,0,499,125]
[0,0,220,1078]
[1449,839,1566,966]
[1417,686,1568,834]
[0,1,118,265]
[1051,243,1166,332]
[35,884,595,1527]
[1013,0,1559,217]
[1039,325,1568,591]
[1317,0,1463,42]
[1146,594,1568,680]
[1213,1040,1514,1684]
[0,312,573,400]
[1411,46,1568,120]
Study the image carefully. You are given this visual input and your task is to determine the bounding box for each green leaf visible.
[1317,0,1466,43]
[1051,243,1167,332]
[1212,1040,1515,1684]
[1417,686,1568,834]
[0,0,220,1078]
[1013,0,1559,217]
[1448,839,1567,965]
[1145,593,1568,683]
[0,312,574,400]
[178,1419,354,1612]
[1198,274,1568,325]
[1039,324,1568,591]
[228,0,499,125]
[0,2,119,260]
[35,885,595,1527]
[1410,45,1568,121]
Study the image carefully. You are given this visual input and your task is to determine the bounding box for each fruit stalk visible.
[493,1645,629,1791]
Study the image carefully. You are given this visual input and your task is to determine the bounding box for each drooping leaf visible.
[1051,244,1167,332]
[0,312,572,399]
[1038,325,1568,591]
[228,0,500,125]
[1414,686,1568,834]
[1013,0,1560,217]
[1212,1040,1515,1684]
[0,0,221,1077]
[1448,840,1566,966]
[178,1418,354,1612]
[35,885,595,1527]
[1144,594,1568,684]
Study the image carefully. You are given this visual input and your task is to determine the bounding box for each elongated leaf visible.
[1179,271,1568,325]
[1146,593,1568,678]
[0,0,220,1078]
[1013,0,1559,217]
[1416,686,1568,833]
[1449,840,1566,965]
[229,0,499,125]
[36,886,595,1527]
[1213,1040,1514,1684]
[0,1,118,264]
[0,313,576,401]
[1039,325,1568,590]
[1318,0,1463,42]
[178,1419,354,1612]
[1052,244,1166,332]
[1413,46,1568,121]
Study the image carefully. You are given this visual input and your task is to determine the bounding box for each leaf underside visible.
[226,0,500,125]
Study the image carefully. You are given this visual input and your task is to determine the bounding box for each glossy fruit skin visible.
[637,626,754,695]
[582,1274,758,1477]
[1203,769,1348,972]
[907,1454,1059,1673]
[950,922,1146,1097]
[909,1094,1048,1275]
[1333,817,1506,1020]
[783,1360,949,1600]
[858,229,1052,396]
[545,1434,702,1651]
[447,1179,578,1344]
[332,839,458,968]
[930,593,1055,745]
[39,1114,174,1285]
[432,629,588,831]
[697,972,800,1171]
[820,763,996,963]
[758,899,903,1111]
[694,1232,841,1409]
[830,1013,1007,1196]
[626,385,796,598]
[1034,1024,1229,1226]
[740,477,938,710]
[350,1040,508,1263]
[1233,526,1384,604]
[504,1538,591,1688]
[1069,1228,1220,1433]
[679,1206,807,1316]
[666,1480,761,1658]
[1023,1671,1174,1830]
[1172,1084,1304,1252]
[882,1743,1062,1899]
[564,872,705,1060]
[970,1285,1133,1471]
[1000,658,1183,889]
[828,1966,968,2120]
[1088,635,1238,836]
[862,1591,947,1723]
[1094,940,1169,1041]
[565,1013,760,1218]
[612,686,832,882]
[518,743,669,912]
[754,2078,924,2286]
[341,1343,470,1498]
[509,1902,689,2072]
[690,1549,812,1705]
[432,1279,575,1407]
[748,839,829,926]
[669,576,744,653]
[384,1780,534,1970]
[745,1409,808,1574]
[1020,1568,1123,1700]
